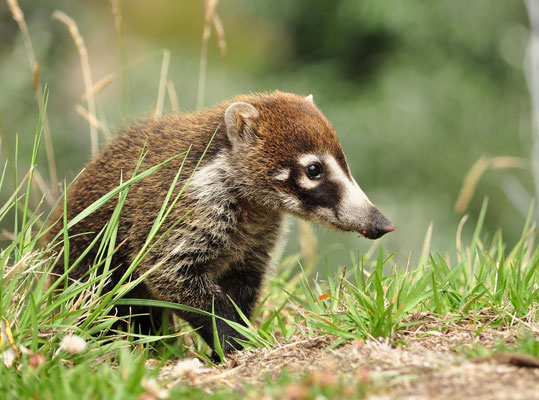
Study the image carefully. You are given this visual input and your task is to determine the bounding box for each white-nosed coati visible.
[45,91,394,358]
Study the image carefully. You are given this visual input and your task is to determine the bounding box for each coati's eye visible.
[306,163,323,180]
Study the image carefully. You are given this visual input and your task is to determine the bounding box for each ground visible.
[157,313,539,400]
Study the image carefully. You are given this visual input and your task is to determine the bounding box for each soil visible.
[159,313,539,399]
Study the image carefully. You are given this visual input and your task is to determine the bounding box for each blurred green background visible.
[0,0,533,268]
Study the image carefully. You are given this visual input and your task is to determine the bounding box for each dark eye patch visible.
[299,180,341,211]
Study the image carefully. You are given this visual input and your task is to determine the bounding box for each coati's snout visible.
[361,206,395,239]
[326,185,394,240]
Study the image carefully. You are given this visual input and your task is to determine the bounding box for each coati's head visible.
[223,91,394,239]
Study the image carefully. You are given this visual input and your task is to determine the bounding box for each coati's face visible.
[224,92,394,239]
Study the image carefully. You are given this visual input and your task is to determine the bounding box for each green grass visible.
[295,202,538,344]
[0,94,538,399]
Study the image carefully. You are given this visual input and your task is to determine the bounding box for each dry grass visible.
[52,10,98,159]
[455,156,529,214]
[7,0,58,192]
[166,80,181,113]
[197,0,226,110]
[154,50,171,118]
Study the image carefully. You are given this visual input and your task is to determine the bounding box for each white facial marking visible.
[298,154,320,167]
[322,155,372,226]
[305,94,314,103]
[324,156,370,202]
[298,176,319,190]
[273,168,290,181]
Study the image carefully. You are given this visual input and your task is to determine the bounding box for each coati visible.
[45,91,394,357]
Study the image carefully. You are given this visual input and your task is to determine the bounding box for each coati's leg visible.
[217,250,270,321]
[145,270,248,356]
[117,282,165,334]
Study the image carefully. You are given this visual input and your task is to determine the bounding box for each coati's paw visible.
[210,335,246,363]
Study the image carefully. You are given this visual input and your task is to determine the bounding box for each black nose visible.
[363,207,395,239]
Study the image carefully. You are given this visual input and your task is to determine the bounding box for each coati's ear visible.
[305,94,314,103]
[224,102,260,147]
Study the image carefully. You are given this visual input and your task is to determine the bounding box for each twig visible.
[33,168,55,206]
[52,10,98,159]
[74,104,111,141]
[197,0,215,110]
[212,11,227,58]
[80,73,114,101]
[454,156,529,214]
[7,0,58,191]
[167,80,180,113]
[110,0,122,34]
[197,0,226,110]
[155,49,171,118]
[75,104,104,131]
[110,0,134,117]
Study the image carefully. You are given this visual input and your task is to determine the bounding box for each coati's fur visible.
[45,91,393,357]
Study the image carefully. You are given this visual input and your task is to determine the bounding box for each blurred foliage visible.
[0,0,533,267]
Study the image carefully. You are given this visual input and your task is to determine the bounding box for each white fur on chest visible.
[167,153,284,276]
